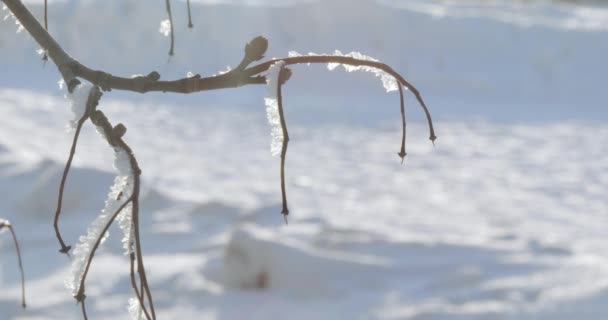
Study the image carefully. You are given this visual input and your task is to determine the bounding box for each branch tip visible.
[112,123,127,139]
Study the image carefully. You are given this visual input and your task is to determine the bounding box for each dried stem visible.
[186,0,193,28]
[54,93,95,255]
[165,0,175,57]
[276,66,290,223]
[80,299,88,320]
[398,84,407,162]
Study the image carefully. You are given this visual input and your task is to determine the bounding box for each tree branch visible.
[3,0,436,145]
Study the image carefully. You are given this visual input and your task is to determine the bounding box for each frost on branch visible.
[264,60,286,157]
[66,149,134,295]
[159,19,171,37]
[289,50,399,92]
[128,297,144,320]
[66,83,94,129]
[0,218,9,229]
[2,4,24,33]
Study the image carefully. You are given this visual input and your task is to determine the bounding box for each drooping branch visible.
[0,219,26,308]
[2,0,436,144]
[61,87,155,319]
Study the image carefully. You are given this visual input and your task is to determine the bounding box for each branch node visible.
[146,71,161,81]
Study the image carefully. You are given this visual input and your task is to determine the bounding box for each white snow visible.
[1,0,607,319]
[66,83,94,129]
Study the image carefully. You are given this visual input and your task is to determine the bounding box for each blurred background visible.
[0,0,607,319]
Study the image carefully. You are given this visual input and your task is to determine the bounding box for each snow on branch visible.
[265,60,286,157]
[289,50,399,92]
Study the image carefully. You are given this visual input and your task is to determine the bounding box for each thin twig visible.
[80,299,88,320]
[165,0,175,57]
[187,0,193,28]
[129,253,153,320]
[398,84,407,163]
[1,223,27,308]
[41,0,48,62]
[54,94,95,256]
[276,66,290,224]
[75,197,133,302]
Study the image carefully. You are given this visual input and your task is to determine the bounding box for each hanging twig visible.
[41,0,48,62]
[53,92,95,256]
[80,296,88,320]
[186,0,193,29]
[276,66,290,224]
[0,220,26,308]
[165,0,175,57]
[398,84,407,163]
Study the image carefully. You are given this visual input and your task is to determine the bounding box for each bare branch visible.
[3,0,79,91]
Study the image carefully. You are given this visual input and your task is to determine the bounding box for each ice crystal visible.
[264,61,286,157]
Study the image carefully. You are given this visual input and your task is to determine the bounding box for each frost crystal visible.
[264,61,286,157]
[3,4,24,33]
[159,19,171,37]
[287,50,399,92]
[288,51,302,58]
[116,203,135,255]
[66,174,133,295]
[128,297,144,320]
[66,83,94,129]
[0,218,9,231]
[327,50,398,92]
[66,142,135,294]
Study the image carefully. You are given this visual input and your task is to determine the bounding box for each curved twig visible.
[246,56,436,143]
[398,84,407,162]
[0,220,26,308]
[276,66,290,224]
[54,93,95,255]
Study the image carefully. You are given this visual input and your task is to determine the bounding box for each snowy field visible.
[1,0,607,319]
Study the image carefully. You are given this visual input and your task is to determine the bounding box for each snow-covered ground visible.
[1,0,607,319]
